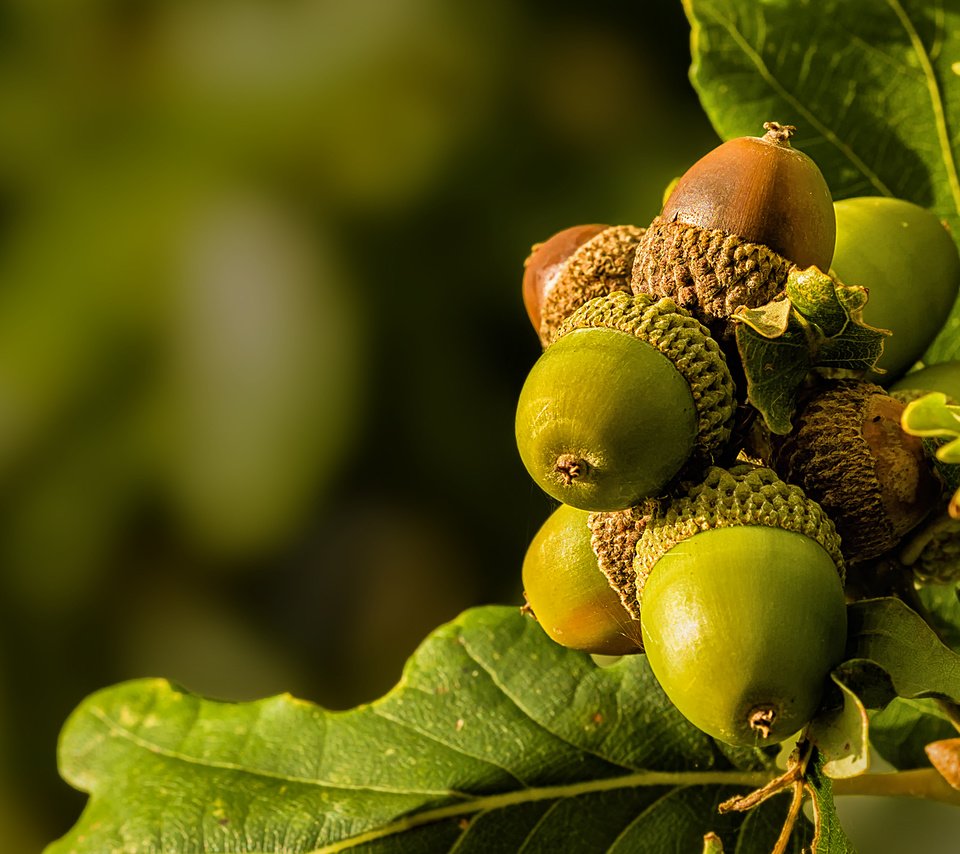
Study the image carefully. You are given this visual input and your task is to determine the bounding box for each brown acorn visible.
[632,122,836,332]
[766,380,941,564]
[523,224,646,347]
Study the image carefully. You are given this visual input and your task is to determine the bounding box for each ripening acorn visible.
[635,465,847,747]
[515,292,736,511]
[766,379,941,564]
[892,361,960,403]
[632,122,836,330]
[830,197,960,383]
[521,503,647,655]
[522,224,646,347]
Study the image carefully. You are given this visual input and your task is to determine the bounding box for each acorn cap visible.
[771,380,941,563]
[538,224,646,346]
[556,291,736,459]
[635,464,844,599]
[587,505,654,622]
[631,216,796,329]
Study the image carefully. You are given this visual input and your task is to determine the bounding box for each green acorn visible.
[636,465,847,747]
[515,292,736,511]
[522,503,649,655]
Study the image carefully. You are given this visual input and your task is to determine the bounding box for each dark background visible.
[1,1,955,850]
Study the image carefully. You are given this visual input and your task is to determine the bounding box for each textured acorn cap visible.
[631,216,797,329]
[556,291,736,459]
[538,224,646,347]
[770,380,940,564]
[587,505,654,622]
[634,464,844,599]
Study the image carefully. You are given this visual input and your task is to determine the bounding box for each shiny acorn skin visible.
[640,525,847,747]
[661,122,836,272]
[522,503,643,655]
[830,197,960,383]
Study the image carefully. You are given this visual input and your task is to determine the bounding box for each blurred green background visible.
[0,1,713,845]
[3,1,956,851]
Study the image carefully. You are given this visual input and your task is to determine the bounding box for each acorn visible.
[635,465,847,747]
[831,197,960,383]
[891,361,960,404]
[522,224,646,347]
[515,291,736,511]
[766,379,941,564]
[521,503,648,655]
[632,122,836,333]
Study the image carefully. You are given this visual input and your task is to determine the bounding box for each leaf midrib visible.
[694,0,894,197]
[309,769,774,854]
[886,0,960,214]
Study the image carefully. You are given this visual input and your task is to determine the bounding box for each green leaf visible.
[902,393,960,517]
[918,581,960,651]
[683,0,960,362]
[844,598,960,701]
[733,268,888,433]
[47,606,814,853]
[869,698,958,770]
[807,673,870,779]
[805,754,857,854]
[901,393,960,446]
[733,311,811,434]
[684,0,960,222]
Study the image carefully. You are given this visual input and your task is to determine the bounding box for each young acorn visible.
[521,503,649,655]
[515,291,736,511]
[635,465,847,748]
[766,379,941,564]
[632,122,835,334]
[831,197,960,383]
[522,224,646,347]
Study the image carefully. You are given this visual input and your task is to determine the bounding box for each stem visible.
[832,768,960,807]
[772,782,805,854]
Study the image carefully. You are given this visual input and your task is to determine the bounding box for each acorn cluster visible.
[515,122,960,747]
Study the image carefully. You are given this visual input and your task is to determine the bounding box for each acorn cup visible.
[766,379,941,564]
[632,122,836,335]
[635,465,847,748]
[521,503,649,655]
[515,291,737,511]
[522,224,646,347]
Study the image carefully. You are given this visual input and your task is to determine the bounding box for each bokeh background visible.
[2,1,957,851]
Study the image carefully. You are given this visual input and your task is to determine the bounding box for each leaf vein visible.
[457,636,637,774]
[886,0,960,214]
[85,706,459,797]
[370,705,528,788]
[703,4,894,196]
